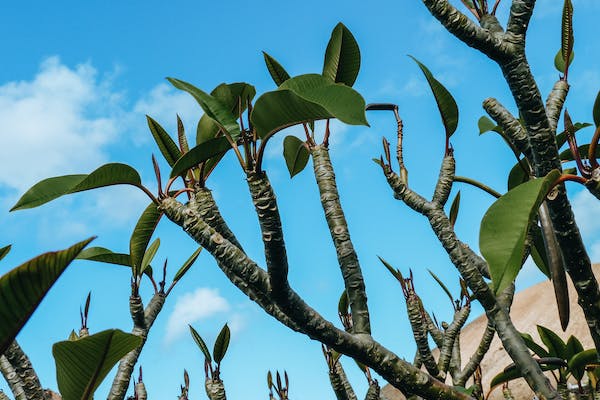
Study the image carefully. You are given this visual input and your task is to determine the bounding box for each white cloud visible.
[165,288,231,343]
[0,57,121,194]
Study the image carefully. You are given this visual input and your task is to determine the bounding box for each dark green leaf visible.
[490,358,564,389]
[76,247,132,267]
[377,256,403,282]
[560,144,600,161]
[568,349,598,381]
[263,52,291,87]
[428,269,454,305]
[173,247,203,283]
[189,325,211,363]
[140,238,160,276]
[167,78,240,139]
[338,290,349,315]
[537,325,567,359]
[213,323,231,364]
[480,170,561,294]
[69,163,142,193]
[0,238,94,354]
[170,136,232,178]
[565,336,584,366]
[478,116,500,135]
[283,136,309,178]
[594,90,600,127]
[556,122,592,149]
[554,49,575,74]
[508,161,530,191]
[322,23,361,87]
[53,329,141,400]
[0,245,11,262]
[530,225,551,278]
[130,203,162,278]
[449,191,460,227]
[560,0,574,70]
[409,56,459,139]
[146,115,182,167]
[11,175,86,211]
[177,115,190,153]
[520,332,550,358]
[251,74,368,139]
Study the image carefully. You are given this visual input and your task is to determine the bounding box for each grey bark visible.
[0,354,25,400]
[2,341,47,400]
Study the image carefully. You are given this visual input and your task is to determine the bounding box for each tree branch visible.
[0,353,26,400]
[545,80,570,134]
[247,172,290,299]
[2,341,47,400]
[312,145,371,335]
[420,0,509,60]
[483,97,531,158]
[437,305,470,375]
[506,0,536,44]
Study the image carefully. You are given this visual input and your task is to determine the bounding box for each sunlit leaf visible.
[554,49,575,74]
[53,329,142,400]
[146,115,182,167]
[409,56,458,139]
[170,136,232,178]
[11,175,86,211]
[449,191,460,227]
[0,245,11,262]
[76,247,132,267]
[130,203,162,278]
[263,52,291,87]
[480,170,561,293]
[213,323,231,364]
[0,238,94,354]
[173,247,203,283]
[478,116,500,135]
[568,349,598,381]
[538,325,567,359]
[283,136,310,178]
[322,23,361,87]
[189,325,211,363]
[140,238,160,277]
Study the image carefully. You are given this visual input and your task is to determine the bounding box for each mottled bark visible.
[328,362,358,400]
[482,97,531,158]
[0,354,25,400]
[247,172,290,298]
[365,381,381,400]
[205,379,227,400]
[2,341,47,400]
[546,80,570,133]
[437,305,470,375]
[107,293,165,400]
[312,145,371,335]
[160,197,474,400]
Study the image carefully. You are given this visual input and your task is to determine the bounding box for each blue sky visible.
[1,1,600,399]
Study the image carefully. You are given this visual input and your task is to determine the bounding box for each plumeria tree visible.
[2,0,600,400]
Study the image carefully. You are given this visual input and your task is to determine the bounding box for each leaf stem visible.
[454,176,501,198]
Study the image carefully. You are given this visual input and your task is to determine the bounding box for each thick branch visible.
[247,172,290,298]
[0,354,26,400]
[545,80,570,134]
[2,342,47,400]
[384,168,560,400]
[205,378,227,400]
[506,0,536,44]
[160,197,474,400]
[329,362,358,400]
[438,305,470,375]
[483,97,531,158]
[421,0,509,60]
[107,293,165,400]
[406,293,440,378]
[312,145,371,335]
[432,156,455,206]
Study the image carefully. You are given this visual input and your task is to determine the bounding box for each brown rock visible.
[382,265,600,400]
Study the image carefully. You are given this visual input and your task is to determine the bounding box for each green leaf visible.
[409,56,459,139]
[508,162,530,191]
[170,136,232,178]
[130,203,162,278]
[478,116,500,135]
[377,256,403,282]
[53,329,142,400]
[69,163,142,193]
[554,49,575,74]
[76,247,132,267]
[263,52,291,87]
[490,358,564,389]
[428,269,454,305]
[68,330,79,341]
[322,23,361,87]
[146,115,182,167]
[560,0,574,71]
[594,90,600,127]
[167,77,240,139]
[140,238,160,277]
[480,170,561,294]
[189,325,211,363]
[538,325,567,359]
[0,245,11,262]
[556,122,592,149]
[283,136,310,178]
[338,290,349,315]
[0,238,94,354]
[560,144,600,162]
[568,349,598,381]
[213,323,231,364]
[177,115,190,153]
[11,175,87,211]
[520,332,550,358]
[530,225,551,279]
[251,74,368,139]
[565,336,584,365]
[11,163,144,212]
[173,247,203,283]
[449,191,460,227]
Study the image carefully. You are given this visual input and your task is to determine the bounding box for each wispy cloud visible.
[164,287,231,344]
